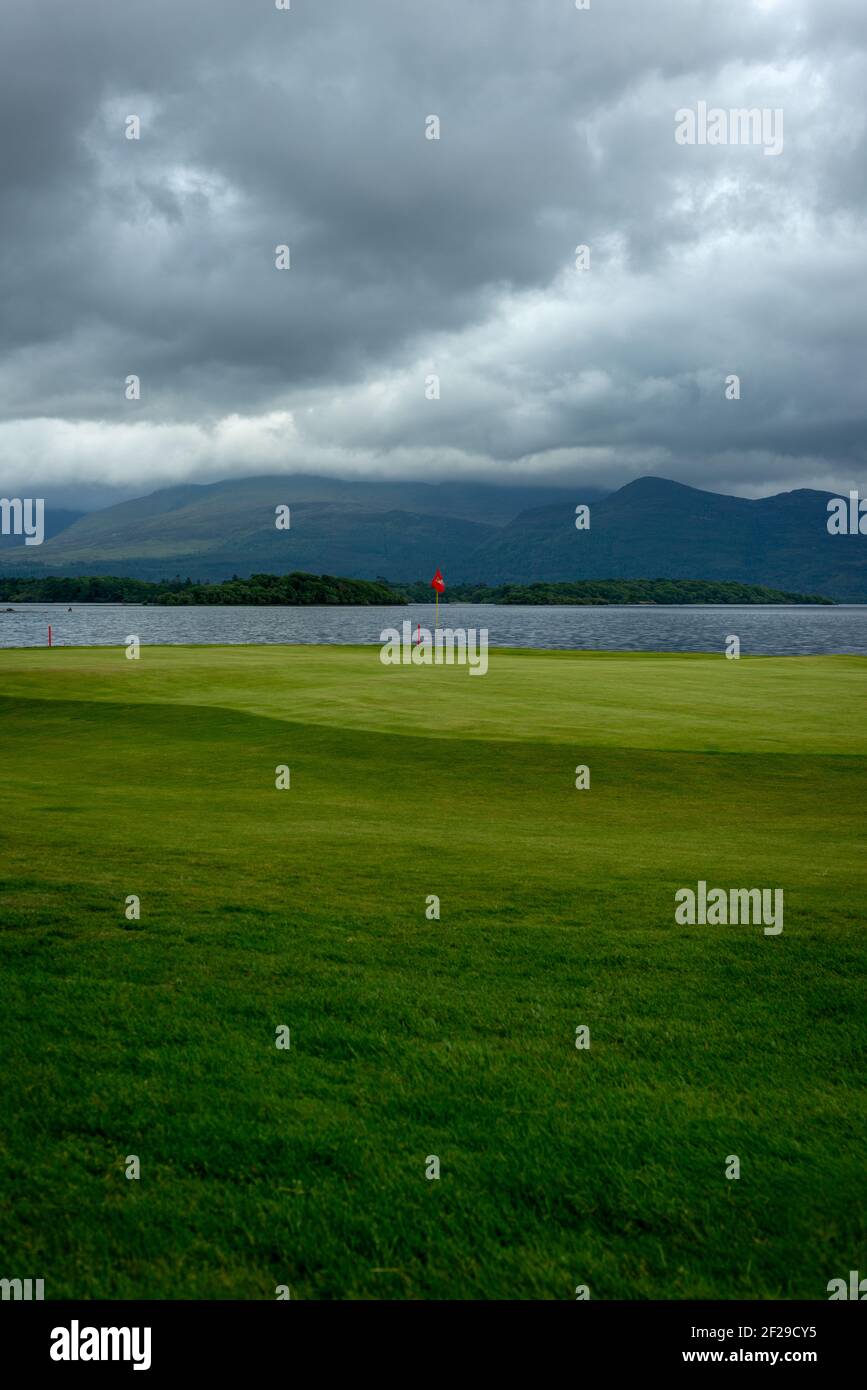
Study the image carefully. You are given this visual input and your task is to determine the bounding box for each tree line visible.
[398,578,833,605]
[0,572,404,605]
[0,573,833,605]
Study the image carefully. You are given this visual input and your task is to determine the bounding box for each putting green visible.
[0,645,864,1299]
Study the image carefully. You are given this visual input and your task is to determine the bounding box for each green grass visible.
[0,644,864,1300]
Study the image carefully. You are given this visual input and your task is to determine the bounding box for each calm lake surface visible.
[1,603,866,655]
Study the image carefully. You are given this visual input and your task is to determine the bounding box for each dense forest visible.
[399,578,834,605]
[0,572,404,605]
[0,574,834,606]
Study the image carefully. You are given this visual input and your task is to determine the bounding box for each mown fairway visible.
[0,644,865,1299]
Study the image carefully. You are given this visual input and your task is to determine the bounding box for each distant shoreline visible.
[0,600,846,610]
[0,574,836,607]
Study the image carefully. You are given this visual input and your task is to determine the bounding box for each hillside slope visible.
[2,473,864,598]
[467,477,867,599]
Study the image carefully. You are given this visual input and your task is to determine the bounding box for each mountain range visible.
[2,474,865,600]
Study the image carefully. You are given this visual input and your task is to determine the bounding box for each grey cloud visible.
[0,0,865,500]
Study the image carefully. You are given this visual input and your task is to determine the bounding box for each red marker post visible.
[48,624,52,647]
[430,568,445,629]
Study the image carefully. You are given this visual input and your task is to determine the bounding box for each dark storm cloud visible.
[0,0,865,498]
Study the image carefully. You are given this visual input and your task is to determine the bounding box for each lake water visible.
[1,603,866,655]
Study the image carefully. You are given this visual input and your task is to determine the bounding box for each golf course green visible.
[0,644,864,1299]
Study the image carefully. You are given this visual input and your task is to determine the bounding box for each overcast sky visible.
[1,0,865,506]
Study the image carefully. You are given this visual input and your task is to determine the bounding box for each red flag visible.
[431,568,445,593]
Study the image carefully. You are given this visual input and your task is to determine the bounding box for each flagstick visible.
[435,590,439,630]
